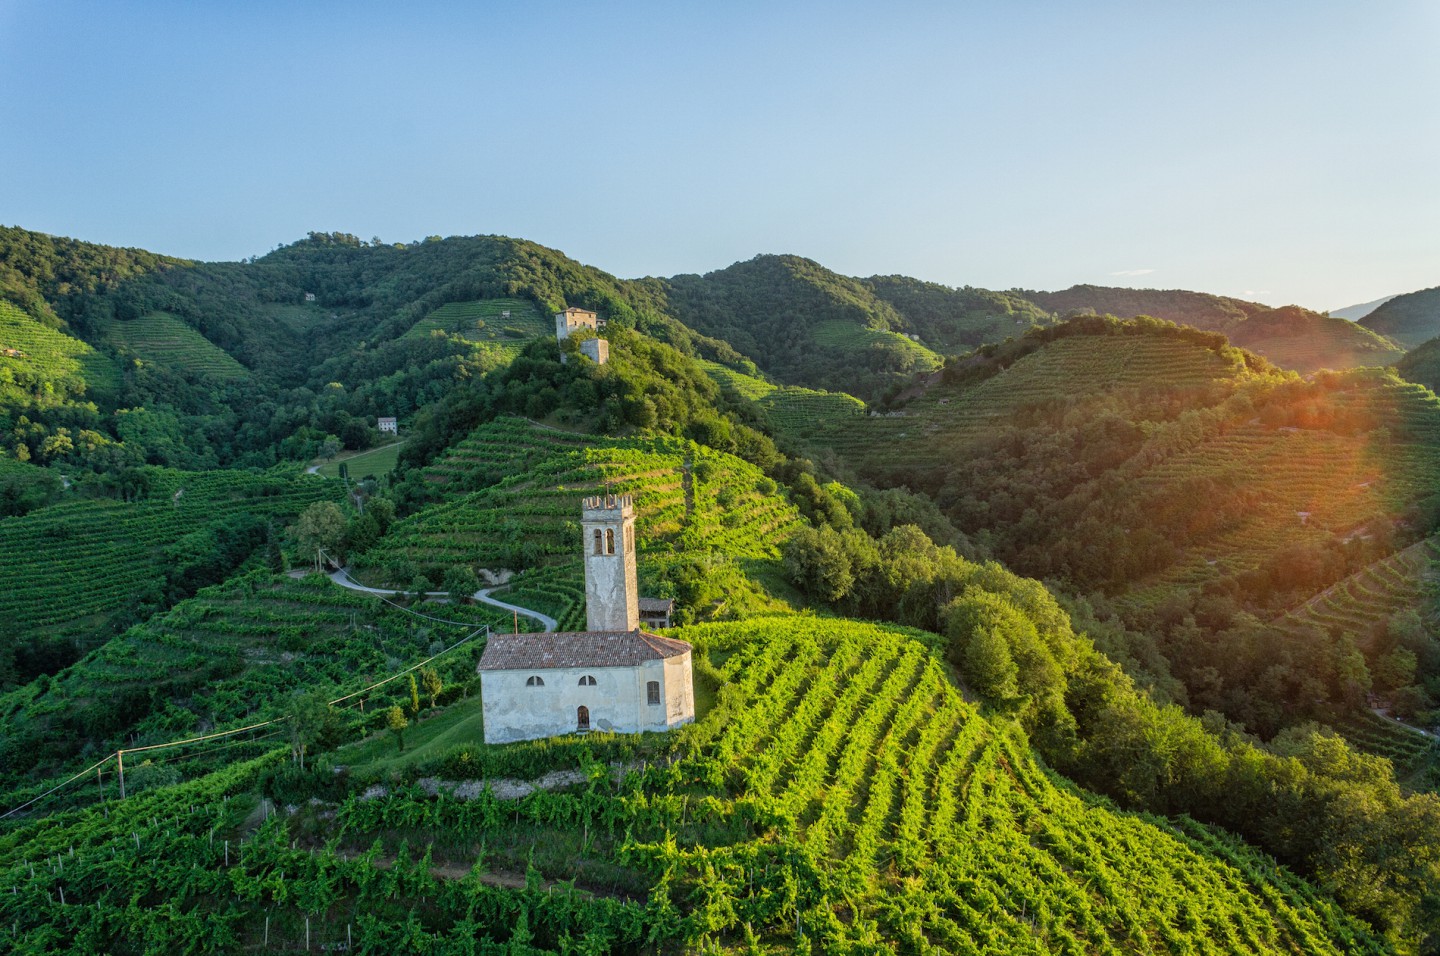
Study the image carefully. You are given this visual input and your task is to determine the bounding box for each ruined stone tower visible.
[581,493,639,631]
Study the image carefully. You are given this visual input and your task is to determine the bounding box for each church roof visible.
[478,629,691,671]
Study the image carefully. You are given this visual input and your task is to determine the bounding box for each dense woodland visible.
[4,224,1440,952]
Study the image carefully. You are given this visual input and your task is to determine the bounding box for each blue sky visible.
[2,1,1436,310]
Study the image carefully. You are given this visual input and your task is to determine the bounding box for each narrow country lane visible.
[327,568,557,632]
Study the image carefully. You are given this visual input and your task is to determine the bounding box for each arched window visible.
[578,675,596,686]
[647,681,661,705]
[605,528,615,554]
[577,705,590,732]
[592,529,602,555]
[526,675,545,687]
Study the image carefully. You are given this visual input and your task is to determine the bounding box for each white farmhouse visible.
[477,493,694,744]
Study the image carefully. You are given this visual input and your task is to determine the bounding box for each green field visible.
[0,300,121,402]
[313,441,405,478]
[104,312,250,380]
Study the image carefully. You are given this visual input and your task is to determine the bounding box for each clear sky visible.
[2,0,1437,311]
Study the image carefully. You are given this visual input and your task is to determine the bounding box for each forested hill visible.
[1023,284,1406,373]
[1361,285,1440,349]
[1021,283,1268,330]
[654,255,947,401]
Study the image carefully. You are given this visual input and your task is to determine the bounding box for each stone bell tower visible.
[581,493,639,632]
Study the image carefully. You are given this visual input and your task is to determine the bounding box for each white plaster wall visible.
[481,660,682,744]
[582,513,638,631]
[663,651,696,727]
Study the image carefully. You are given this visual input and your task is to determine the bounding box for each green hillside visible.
[403,298,548,342]
[0,466,341,688]
[697,359,868,436]
[659,254,940,400]
[1396,335,1440,393]
[0,300,120,404]
[784,317,1440,734]
[1225,306,1406,373]
[1023,283,1267,331]
[355,417,802,622]
[864,273,1058,350]
[0,617,1390,953]
[1361,285,1440,349]
[6,223,1440,949]
[102,311,250,380]
[0,571,510,788]
[0,225,185,330]
[1015,288,1404,373]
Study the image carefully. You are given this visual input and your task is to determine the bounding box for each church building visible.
[477,493,695,744]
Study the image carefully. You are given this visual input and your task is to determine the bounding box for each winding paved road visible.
[327,568,557,632]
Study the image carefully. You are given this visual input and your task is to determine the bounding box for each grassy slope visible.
[1396,335,1440,394]
[312,441,405,478]
[0,616,1386,953]
[863,273,1057,351]
[659,255,941,400]
[697,358,867,436]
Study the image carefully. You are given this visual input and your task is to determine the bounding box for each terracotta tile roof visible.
[478,629,691,671]
[638,597,675,612]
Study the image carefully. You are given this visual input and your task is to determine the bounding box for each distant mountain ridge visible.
[1019,283,1405,373]
[1360,285,1440,349]
[1330,294,1397,321]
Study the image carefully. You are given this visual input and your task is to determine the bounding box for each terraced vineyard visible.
[0,571,511,786]
[103,312,250,380]
[1325,708,1440,790]
[698,359,867,436]
[354,418,803,586]
[0,617,1384,952]
[808,329,1246,472]
[0,301,120,402]
[495,562,588,631]
[665,617,1382,952]
[1274,536,1439,647]
[0,466,340,646]
[402,298,549,357]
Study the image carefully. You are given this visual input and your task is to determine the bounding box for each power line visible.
[0,755,116,821]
